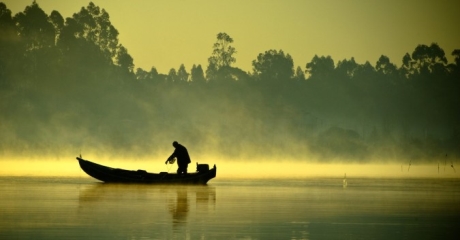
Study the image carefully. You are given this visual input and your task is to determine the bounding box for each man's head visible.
[172,141,179,148]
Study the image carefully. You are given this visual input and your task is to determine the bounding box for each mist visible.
[1,2,459,177]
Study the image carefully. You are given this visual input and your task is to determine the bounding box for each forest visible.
[0,1,459,162]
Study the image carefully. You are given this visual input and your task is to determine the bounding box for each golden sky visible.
[4,0,460,73]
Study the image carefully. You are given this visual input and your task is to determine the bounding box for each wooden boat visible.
[76,157,216,184]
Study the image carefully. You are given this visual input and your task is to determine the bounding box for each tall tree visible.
[13,1,59,87]
[0,2,13,31]
[69,2,119,62]
[0,2,20,86]
[0,3,15,42]
[14,1,55,50]
[49,10,64,45]
[206,32,236,81]
[208,32,237,68]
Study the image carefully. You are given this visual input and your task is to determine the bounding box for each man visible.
[165,141,191,175]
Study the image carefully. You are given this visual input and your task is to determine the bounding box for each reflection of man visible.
[169,188,189,226]
[165,141,191,175]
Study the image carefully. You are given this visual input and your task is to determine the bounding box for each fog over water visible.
[0,2,459,178]
[1,158,458,179]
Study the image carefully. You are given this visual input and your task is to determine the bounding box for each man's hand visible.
[165,160,168,164]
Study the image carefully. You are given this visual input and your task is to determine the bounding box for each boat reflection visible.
[78,183,216,231]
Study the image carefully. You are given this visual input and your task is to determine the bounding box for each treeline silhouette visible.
[1,1,459,161]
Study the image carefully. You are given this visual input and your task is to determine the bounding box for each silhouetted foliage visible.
[177,64,189,82]
[167,68,178,83]
[252,49,294,82]
[206,32,238,82]
[208,32,236,69]
[294,66,306,81]
[116,44,134,74]
[190,64,206,83]
[306,55,335,80]
[0,1,459,162]
[376,55,397,77]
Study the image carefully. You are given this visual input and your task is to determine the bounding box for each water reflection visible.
[196,184,216,209]
[168,187,188,228]
[78,183,216,235]
[1,177,459,239]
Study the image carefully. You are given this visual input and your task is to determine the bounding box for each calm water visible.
[0,176,459,239]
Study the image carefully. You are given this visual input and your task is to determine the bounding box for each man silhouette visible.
[165,141,191,175]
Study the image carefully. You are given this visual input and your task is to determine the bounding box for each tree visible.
[375,55,397,75]
[411,43,447,75]
[400,52,413,78]
[135,68,149,80]
[206,32,237,81]
[190,64,206,83]
[208,32,237,69]
[348,61,376,98]
[0,2,20,85]
[252,49,294,82]
[0,3,15,41]
[353,61,375,81]
[335,57,358,79]
[375,55,400,86]
[167,68,178,83]
[49,10,64,45]
[305,55,335,80]
[452,49,460,66]
[294,66,305,81]
[13,1,55,50]
[115,44,134,73]
[12,1,60,87]
[0,2,13,25]
[69,2,119,61]
[206,33,247,82]
[148,67,159,80]
[177,64,189,82]
[449,49,460,77]
[205,62,218,81]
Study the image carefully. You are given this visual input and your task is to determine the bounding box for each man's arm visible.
[165,151,176,164]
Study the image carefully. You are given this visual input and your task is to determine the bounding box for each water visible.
[1,176,459,239]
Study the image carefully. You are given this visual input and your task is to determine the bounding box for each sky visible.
[3,0,460,74]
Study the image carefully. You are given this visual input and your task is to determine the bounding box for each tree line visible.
[0,1,459,161]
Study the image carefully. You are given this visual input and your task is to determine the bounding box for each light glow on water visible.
[1,156,457,179]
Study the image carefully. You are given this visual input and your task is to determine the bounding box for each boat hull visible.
[77,157,216,184]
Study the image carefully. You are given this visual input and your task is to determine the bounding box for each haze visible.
[0,1,459,178]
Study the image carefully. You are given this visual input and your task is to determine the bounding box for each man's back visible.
[174,144,191,164]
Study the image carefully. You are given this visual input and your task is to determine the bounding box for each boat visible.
[76,157,216,184]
